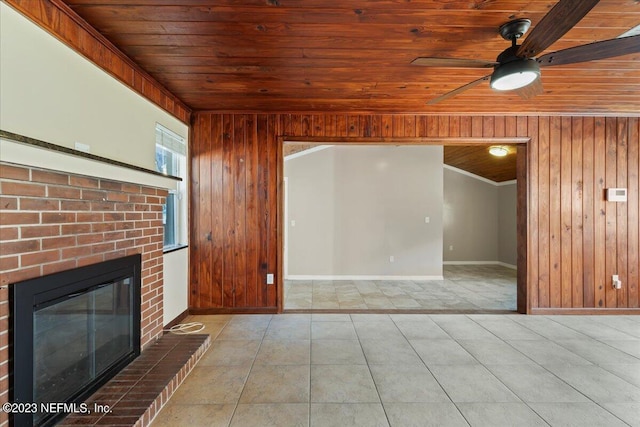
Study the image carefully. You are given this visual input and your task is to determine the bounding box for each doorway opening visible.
[279,139,528,314]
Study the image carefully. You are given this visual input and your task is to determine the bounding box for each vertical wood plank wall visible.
[190,114,639,312]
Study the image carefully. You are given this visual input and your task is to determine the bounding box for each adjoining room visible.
[283,143,520,312]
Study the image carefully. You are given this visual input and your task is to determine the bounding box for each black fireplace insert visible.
[10,254,141,427]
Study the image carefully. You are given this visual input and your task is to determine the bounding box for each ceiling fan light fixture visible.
[489,146,509,157]
[490,59,540,91]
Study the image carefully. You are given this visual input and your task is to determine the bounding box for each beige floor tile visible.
[393,320,450,340]
[152,403,234,427]
[529,402,630,427]
[339,301,368,309]
[429,365,520,403]
[429,316,498,340]
[410,339,478,365]
[596,317,640,339]
[359,338,423,365]
[555,339,640,365]
[199,340,261,366]
[269,314,311,325]
[216,323,268,341]
[548,316,638,341]
[369,364,450,403]
[510,317,591,341]
[505,340,593,366]
[311,365,379,403]
[311,340,367,365]
[543,364,640,403]
[468,315,544,340]
[240,365,309,403]
[457,402,548,426]
[486,364,590,403]
[254,339,310,365]
[310,403,389,427]
[311,321,358,340]
[600,363,640,388]
[457,339,536,365]
[170,365,250,404]
[383,402,469,427]
[602,340,640,359]
[362,297,393,308]
[353,321,403,340]
[227,314,273,326]
[265,323,311,340]
[390,297,422,308]
[230,403,309,427]
[601,402,640,427]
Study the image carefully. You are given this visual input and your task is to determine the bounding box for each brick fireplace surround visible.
[0,161,170,425]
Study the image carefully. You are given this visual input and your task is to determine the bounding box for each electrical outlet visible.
[612,274,622,289]
[389,256,395,263]
[449,245,454,251]
[425,216,430,223]
[266,273,274,285]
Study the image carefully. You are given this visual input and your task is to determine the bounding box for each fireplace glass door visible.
[34,278,134,410]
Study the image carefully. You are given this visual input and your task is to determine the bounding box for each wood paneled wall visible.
[191,113,639,313]
[5,0,191,124]
[190,114,279,311]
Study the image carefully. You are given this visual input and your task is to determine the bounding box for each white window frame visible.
[155,124,187,250]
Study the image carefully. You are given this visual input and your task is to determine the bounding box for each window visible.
[155,124,186,249]
[155,125,185,177]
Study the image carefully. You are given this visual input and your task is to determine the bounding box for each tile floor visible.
[285,265,517,311]
[151,313,640,427]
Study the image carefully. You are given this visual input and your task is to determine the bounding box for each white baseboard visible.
[443,261,517,270]
[286,275,444,281]
[497,262,517,270]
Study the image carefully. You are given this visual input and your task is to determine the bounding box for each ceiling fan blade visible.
[427,75,491,105]
[412,57,497,68]
[517,0,600,58]
[513,77,544,100]
[537,34,640,67]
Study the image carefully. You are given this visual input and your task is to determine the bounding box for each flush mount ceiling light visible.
[489,146,509,157]
[490,58,540,91]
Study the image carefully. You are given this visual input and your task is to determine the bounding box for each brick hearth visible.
[0,161,169,425]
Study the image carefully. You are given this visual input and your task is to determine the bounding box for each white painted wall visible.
[443,168,499,262]
[0,3,189,325]
[0,3,186,171]
[443,166,517,268]
[163,248,189,324]
[285,145,444,279]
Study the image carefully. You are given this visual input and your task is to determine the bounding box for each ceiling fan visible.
[412,0,640,104]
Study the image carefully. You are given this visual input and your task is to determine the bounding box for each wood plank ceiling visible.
[62,0,640,116]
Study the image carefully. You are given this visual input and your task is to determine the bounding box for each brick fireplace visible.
[0,161,168,424]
